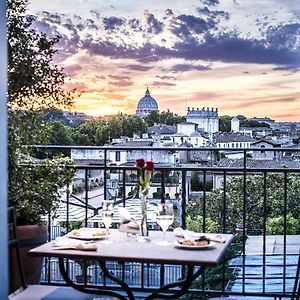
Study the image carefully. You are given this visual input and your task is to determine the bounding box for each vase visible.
[140,194,148,237]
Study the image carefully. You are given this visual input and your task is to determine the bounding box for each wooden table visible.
[29,230,234,299]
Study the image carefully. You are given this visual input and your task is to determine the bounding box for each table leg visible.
[144,266,205,300]
[58,258,130,300]
[98,261,135,300]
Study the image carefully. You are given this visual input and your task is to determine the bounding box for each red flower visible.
[136,158,145,169]
[145,161,154,171]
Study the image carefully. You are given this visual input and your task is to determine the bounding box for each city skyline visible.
[28,0,300,121]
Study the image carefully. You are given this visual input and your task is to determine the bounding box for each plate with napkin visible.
[52,237,97,251]
[174,227,226,243]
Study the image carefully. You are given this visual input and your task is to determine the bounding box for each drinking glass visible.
[156,202,174,245]
[102,200,114,244]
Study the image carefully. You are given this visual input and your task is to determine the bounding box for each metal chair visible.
[8,207,96,300]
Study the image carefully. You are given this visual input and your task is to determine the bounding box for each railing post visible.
[122,169,126,207]
[104,149,107,201]
[161,170,165,203]
[84,168,88,227]
[0,0,8,296]
[181,170,187,229]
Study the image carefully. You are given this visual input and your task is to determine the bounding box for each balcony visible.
[8,145,300,299]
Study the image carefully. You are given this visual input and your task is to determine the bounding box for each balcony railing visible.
[25,145,300,299]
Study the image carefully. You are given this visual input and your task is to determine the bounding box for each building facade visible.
[186,107,219,134]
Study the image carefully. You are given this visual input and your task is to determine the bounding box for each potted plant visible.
[8,152,75,293]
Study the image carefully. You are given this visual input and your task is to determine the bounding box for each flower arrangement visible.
[135,158,154,236]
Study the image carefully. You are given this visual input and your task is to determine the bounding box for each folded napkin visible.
[174,227,226,243]
[118,208,139,234]
[52,237,97,251]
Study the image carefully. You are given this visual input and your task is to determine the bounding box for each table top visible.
[29,230,234,267]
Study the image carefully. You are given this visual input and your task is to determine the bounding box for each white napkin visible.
[52,237,97,251]
[118,208,139,234]
[174,227,226,243]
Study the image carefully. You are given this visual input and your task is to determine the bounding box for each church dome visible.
[136,87,159,117]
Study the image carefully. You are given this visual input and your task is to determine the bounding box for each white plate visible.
[174,240,216,250]
[67,228,108,240]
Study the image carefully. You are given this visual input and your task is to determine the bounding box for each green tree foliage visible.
[186,215,218,233]
[267,214,299,235]
[219,115,232,132]
[8,0,76,224]
[240,120,270,128]
[144,110,185,126]
[10,157,75,225]
[189,173,300,232]
[47,122,74,145]
[71,115,148,145]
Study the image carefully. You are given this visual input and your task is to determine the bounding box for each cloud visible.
[32,4,300,69]
[63,64,82,75]
[200,0,220,6]
[108,75,131,80]
[64,81,87,91]
[142,10,164,34]
[103,16,124,30]
[273,66,300,72]
[122,64,153,71]
[170,33,300,67]
[151,81,176,87]
[155,75,177,80]
[165,9,173,16]
[170,14,217,37]
[108,75,133,87]
[169,64,210,73]
[266,23,300,50]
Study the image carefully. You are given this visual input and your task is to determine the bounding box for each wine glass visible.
[102,200,114,244]
[156,202,174,245]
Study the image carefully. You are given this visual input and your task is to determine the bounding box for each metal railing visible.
[26,145,300,298]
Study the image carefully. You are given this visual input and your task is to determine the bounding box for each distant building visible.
[135,87,159,118]
[248,117,275,128]
[239,126,272,138]
[213,132,255,149]
[186,107,219,134]
[251,139,281,160]
[231,116,240,133]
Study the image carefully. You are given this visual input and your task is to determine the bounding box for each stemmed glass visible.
[156,202,174,246]
[102,200,114,244]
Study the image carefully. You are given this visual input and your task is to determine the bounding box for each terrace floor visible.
[245,235,300,255]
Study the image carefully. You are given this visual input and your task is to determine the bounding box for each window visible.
[260,145,266,153]
[116,151,121,161]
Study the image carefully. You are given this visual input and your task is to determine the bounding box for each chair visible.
[209,251,300,300]
[8,207,96,300]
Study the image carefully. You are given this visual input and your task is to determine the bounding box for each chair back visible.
[291,251,300,300]
[8,207,26,291]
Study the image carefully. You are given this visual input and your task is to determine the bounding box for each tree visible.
[7,0,76,224]
[219,115,232,132]
[47,122,74,145]
[240,120,270,128]
[144,110,185,127]
[189,173,300,232]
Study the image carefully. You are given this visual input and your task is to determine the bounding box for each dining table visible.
[29,229,234,300]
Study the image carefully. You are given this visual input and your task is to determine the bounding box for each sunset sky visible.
[28,0,300,121]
